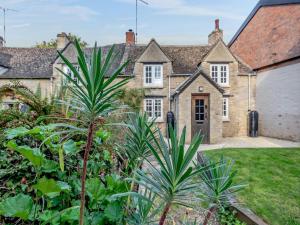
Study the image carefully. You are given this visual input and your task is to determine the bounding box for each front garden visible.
[206,148,300,225]
[1,39,297,225]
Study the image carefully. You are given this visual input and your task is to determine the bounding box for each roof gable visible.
[137,39,171,63]
[203,40,236,63]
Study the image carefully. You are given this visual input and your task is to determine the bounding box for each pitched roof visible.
[0,47,57,79]
[171,68,224,98]
[0,44,127,79]
[125,43,252,75]
[0,40,253,79]
[229,0,300,46]
[125,44,212,75]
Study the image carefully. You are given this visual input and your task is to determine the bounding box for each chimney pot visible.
[208,19,223,45]
[126,29,135,45]
[56,32,69,50]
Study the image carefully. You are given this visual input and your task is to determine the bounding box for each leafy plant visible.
[0,81,54,116]
[134,126,206,225]
[0,194,35,220]
[197,154,245,225]
[57,38,129,225]
[218,208,246,225]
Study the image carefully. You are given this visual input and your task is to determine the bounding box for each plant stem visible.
[159,202,171,225]
[203,206,217,225]
[79,122,95,225]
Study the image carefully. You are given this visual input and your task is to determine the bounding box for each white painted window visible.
[143,64,163,87]
[222,97,229,121]
[210,64,229,86]
[144,98,163,121]
[63,65,80,85]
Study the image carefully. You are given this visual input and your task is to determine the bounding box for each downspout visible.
[248,73,251,111]
[168,74,171,111]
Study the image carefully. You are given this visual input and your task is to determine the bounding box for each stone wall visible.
[176,74,223,144]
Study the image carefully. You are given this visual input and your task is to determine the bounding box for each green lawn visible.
[205,148,300,225]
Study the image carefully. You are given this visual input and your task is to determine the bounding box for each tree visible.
[35,33,88,48]
[57,39,129,225]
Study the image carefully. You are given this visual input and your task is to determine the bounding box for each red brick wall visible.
[230,4,300,70]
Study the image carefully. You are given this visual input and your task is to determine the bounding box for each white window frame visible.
[63,65,81,85]
[210,64,229,86]
[143,64,163,87]
[222,97,229,121]
[144,98,163,122]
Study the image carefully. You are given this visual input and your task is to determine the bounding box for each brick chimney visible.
[56,32,69,49]
[208,19,223,45]
[0,36,4,47]
[126,29,135,45]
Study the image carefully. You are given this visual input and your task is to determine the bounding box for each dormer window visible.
[210,64,229,86]
[144,64,163,87]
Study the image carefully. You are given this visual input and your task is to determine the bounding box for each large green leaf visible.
[5,127,29,139]
[7,140,44,167]
[86,178,105,209]
[0,194,34,220]
[104,201,123,222]
[33,177,70,198]
[63,139,81,155]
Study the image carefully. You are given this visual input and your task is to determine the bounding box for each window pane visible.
[211,66,218,82]
[154,99,162,118]
[223,98,228,118]
[145,66,152,84]
[220,66,227,84]
[195,99,205,121]
[145,99,153,117]
[154,66,162,79]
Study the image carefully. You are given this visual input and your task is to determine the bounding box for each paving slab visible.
[198,136,300,151]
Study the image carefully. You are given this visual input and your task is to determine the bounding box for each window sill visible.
[149,118,164,123]
[219,84,230,88]
[222,118,230,122]
[144,85,164,89]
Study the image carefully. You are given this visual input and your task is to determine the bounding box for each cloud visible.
[116,0,244,20]
[58,5,99,21]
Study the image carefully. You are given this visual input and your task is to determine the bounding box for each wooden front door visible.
[191,95,210,144]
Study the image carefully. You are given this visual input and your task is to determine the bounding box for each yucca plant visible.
[57,39,129,225]
[196,154,245,225]
[121,112,158,174]
[134,126,207,225]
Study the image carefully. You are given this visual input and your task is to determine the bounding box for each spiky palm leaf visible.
[134,126,208,225]
[57,39,129,225]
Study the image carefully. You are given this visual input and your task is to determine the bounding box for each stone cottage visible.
[0,20,255,144]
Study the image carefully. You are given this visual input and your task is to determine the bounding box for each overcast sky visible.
[0,0,258,47]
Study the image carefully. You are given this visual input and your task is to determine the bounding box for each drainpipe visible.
[168,74,171,111]
[248,73,251,111]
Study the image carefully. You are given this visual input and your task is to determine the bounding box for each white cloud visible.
[117,0,244,20]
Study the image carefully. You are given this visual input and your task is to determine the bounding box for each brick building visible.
[229,0,300,141]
